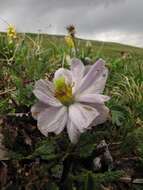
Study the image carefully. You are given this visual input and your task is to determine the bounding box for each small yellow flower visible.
[65,35,75,49]
[7,24,17,43]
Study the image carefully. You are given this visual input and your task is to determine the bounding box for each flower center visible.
[54,77,74,106]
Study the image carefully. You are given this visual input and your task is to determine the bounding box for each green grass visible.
[0,31,143,141]
[0,31,143,140]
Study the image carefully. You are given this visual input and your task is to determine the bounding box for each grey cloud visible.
[0,0,143,47]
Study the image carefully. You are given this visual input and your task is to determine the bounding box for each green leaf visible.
[84,172,95,190]
[74,170,124,189]
[31,139,57,160]
[122,127,143,157]
[46,181,59,190]
[78,132,97,158]
[51,163,63,178]
[111,110,125,126]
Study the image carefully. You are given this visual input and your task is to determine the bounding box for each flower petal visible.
[71,58,85,82]
[37,106,67,136]
[91,105,109,126]
[54,68,72,84]
[84,67,108,94]
[75,59,106,95]
[71,58,85,93]
[31,101,48,119]
[76,94,110,104]
[33,79,62,107]
[84,65,91,76]
[67,118,80,144]
[69,103,99,133]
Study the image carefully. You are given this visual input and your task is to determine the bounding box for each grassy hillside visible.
[0,32,143,190]
[27,32,143,57]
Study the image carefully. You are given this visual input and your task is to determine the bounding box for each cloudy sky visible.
[0,0,143,47]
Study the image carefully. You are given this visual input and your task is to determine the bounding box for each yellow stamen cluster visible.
[54,77,74,106]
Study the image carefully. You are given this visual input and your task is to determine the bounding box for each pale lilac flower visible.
[31,58,110,143]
